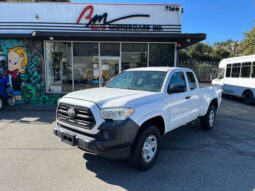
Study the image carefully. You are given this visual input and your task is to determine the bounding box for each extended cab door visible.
[186,71,200,120]
[164,71,192,131]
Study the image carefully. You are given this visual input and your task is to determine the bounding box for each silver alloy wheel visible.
[142,135,158,163]
[209,110,215,127]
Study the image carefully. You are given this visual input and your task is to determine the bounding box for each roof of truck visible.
[126,67,177,72]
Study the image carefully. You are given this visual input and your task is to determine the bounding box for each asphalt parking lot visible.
[0,97,255,191]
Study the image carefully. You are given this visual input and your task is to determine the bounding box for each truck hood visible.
[63,87,161,108]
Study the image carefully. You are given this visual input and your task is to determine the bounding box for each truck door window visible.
[186,72,197,90]
[167,72,187,94]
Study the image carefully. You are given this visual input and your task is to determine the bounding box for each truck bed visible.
[199,83,213,88]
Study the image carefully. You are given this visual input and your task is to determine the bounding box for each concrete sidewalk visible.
[3,103,57,111]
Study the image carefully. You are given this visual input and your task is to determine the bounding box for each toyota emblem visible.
[67,108,76,119]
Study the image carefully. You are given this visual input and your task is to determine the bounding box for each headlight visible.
[100,108,135,121]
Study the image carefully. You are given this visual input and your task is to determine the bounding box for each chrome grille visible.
[57,103,96,129]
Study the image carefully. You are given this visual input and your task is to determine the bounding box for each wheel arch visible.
[242,89,254,97]
[210,98,218,110]
[136,116,165,139]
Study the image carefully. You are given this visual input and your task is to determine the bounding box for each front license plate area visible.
[61,132,76,146]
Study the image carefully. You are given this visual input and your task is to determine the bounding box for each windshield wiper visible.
[125,88,139,90]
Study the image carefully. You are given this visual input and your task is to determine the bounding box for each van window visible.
[226,64,231,77]
[241,62,251,78]
[252,62,255,78]
[186,72,197,90]
[231,63,241,78]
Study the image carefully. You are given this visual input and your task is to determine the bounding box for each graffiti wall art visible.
[0,39,61,104]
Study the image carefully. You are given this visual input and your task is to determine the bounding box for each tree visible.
[243,24,255,55]
[211,47,230,61]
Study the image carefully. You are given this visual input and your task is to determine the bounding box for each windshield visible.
[218,70,224,79]
[106,71,167,92]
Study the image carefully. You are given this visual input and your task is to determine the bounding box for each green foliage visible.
[214,39,234,47]
[211,47,230,61]
[179,42,230,64]
[243,25,255,55]
[180,22,255,63]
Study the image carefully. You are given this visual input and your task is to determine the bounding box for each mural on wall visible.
[0,39,61,104]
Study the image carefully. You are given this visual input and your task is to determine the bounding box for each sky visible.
[72,0,255,45]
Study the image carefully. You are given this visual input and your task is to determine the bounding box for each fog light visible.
[97,130,116,141]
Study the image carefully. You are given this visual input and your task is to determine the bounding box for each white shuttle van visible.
[212,55,255,104]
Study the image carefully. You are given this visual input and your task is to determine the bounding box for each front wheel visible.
[200,104,216,130]
[129,125,161,170]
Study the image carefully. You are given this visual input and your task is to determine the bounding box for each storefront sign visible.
[0,2,182,34]
[76,5,166,31]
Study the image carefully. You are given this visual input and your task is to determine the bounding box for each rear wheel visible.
[0,97,3,110]
[200,104,216,130]
[7,96,15,106]
[129,125,161,170]
[243,91,253,105]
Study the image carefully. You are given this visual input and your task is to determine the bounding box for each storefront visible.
[0,2,205,104]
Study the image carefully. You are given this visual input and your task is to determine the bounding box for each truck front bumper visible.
[54,118,140,159]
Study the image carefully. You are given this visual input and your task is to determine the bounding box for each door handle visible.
[185,96,191,99]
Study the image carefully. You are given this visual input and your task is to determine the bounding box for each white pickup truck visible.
[54,67,222,170]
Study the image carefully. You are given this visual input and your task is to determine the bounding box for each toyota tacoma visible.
[54,67,222,170]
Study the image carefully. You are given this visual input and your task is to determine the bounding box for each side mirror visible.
[168,84,186,94]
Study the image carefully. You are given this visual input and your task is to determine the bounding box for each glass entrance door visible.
[100,57,120,86]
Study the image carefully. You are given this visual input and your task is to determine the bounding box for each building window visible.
[46,42,72,93]
[121,43,148,71]
[231,63,241,78]
[100,43,120,56]
[73,42,99,91]
[149,43,175,67]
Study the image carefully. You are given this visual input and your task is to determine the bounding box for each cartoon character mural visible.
[7,47,28,100]
[0,39,61,104]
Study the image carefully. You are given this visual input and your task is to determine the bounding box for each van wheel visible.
[200,104,216,130]
[243,91,253,105]
[0,97,3,110]
[129,125,161,170]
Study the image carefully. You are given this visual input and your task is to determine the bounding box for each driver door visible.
[164,71,191,131]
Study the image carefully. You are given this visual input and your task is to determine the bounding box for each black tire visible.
[200,104,216,130]
[129,125,161,170]
[0,97,3,110]
[243,91,253,105]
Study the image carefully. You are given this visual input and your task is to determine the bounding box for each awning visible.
[0,31,206,49]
